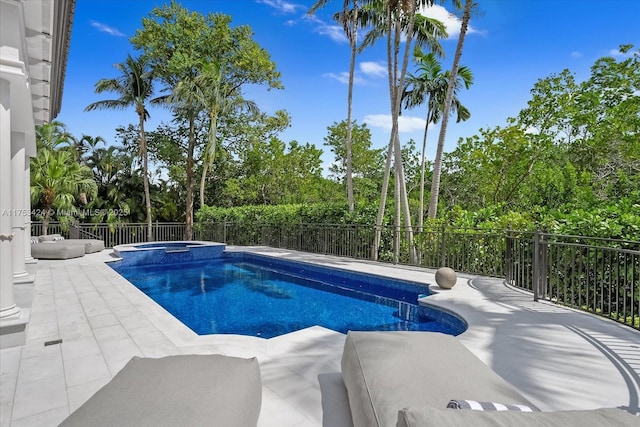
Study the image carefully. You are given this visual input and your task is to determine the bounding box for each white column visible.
[24,142,35,263]
[0,78,20,319]
[11,132,32,283]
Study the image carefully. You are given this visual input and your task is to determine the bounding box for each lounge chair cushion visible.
[60,355,262,427]
[341,331,535,427]
[30,242,85,260]
[37,235,105,253]
[60,239,105,253]
[396,406,639,427]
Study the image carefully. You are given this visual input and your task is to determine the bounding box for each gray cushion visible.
[60,239,105,253]
[341,331,535,427]
[60,355,262,427]
[396,406,640,427]
[30,242,85,259]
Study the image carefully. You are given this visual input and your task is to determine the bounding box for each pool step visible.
[165,248,190,253]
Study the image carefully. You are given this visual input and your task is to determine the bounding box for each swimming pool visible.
[109,252,467,338]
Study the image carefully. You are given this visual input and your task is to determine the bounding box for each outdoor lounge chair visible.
[30,241,85,259]
[37,234,105,254]
[60,354,262,427]
[341,331,638,427]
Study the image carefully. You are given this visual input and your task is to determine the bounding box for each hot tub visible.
[112,241,225,266]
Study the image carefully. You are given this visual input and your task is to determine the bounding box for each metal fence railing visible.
[505,231,639,329]
[32,221,639,330]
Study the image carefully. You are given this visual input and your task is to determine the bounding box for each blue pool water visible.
[110,253,466,338]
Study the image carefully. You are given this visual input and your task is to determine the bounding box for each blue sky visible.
[56,0,640,172]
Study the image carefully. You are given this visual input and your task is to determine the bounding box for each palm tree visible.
[85,54,159,242]
[428,0,475,219]
[309,0,362,212]
[186,61,259,209]
[361,0,446,262]
[403,47,472,230]
[85,145,132,223]
[73,134,106,163]
[35,121,74,151]
[31,148,97,235]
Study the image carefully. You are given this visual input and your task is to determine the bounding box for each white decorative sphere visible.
[435,267,457,289]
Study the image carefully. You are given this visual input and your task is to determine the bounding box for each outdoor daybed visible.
[60,354,262,427]
[341,331,638,427]
[31,234,105,259]
[30,241,85,260]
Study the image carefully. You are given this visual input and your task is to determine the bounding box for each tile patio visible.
[1,247,638,426]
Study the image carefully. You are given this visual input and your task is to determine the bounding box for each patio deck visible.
[1,246,638,426]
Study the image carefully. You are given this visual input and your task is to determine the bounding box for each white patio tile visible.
[10,406,69,427]
[0,346,21,375]
[60,336,102,361]
[86,312,119,329]
[66,376,110,413]
[58,322,94,341]
[0,402,12,427]
[92,324,129,342]
[11,374,67,421]
[258,387,311,427]
[0,373,17,406]
[63,353,110,387]
[16,350,63,383]
[19,342,58,360]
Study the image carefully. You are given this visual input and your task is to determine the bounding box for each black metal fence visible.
[32,221,639,330]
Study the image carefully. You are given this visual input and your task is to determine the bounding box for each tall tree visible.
[324,120,385,201]
[186,61,259,208]
[427,0,475,219]
[309,0,362,212]
[361,0,446,261]
[403,47,472,229]
[85,54,158,242]
[131,2,282,239]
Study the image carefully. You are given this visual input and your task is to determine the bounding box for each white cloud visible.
[303,14,347,43]
[360,62,387,78]
[570,51,583,58]
[609,48,631,57]
[90,21,125,37]
[417,5,482,39]
[364,114,426,133]
[317,23,348,43]
[256,0,304,14]
[323,72,365,85]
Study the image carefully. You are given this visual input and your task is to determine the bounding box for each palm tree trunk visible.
[43,208,51,236]
[345,2,358,213]
[199,161,209,209]
[427,0,473,219]
[139,115,153,242]
[390,1,417,264]
[372,136,394,261]
[185,115,196,240]
[393,162,400,264]
[418,103,433,232]
[199,112,218,208]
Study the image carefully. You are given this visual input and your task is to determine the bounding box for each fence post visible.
[440,223,447,267]
[223,220,227,244]
[505,230,512,284]
[533,230,541,301]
